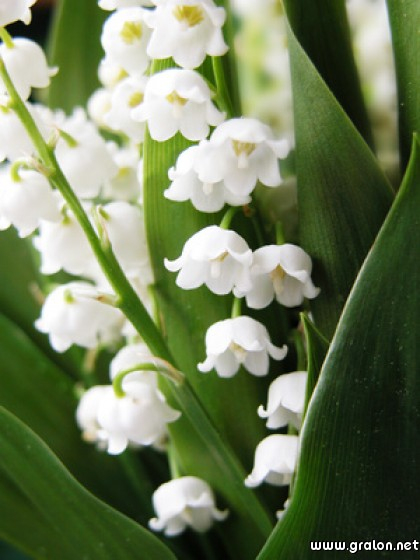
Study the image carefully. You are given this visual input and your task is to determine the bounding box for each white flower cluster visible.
[0,0,320,537]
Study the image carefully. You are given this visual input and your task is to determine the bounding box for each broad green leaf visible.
[0,312,161,524]
[47,0,106,112]
[284,0,373,148]
[285,17,394,339]
[257,137,420,559]
[386,0,420,169]
[143,61,280,558]
[0,407,176,560]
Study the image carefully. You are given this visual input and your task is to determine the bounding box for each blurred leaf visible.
[285,16,394,339]
[0,407,176,560]
[386,0,420,169]
[47,0,106,112]
[0,312,159,524]
[284,0,373,148]
[258,136,420,559]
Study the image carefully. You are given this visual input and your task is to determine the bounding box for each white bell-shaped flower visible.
[76,380,180,454]
[109,342,158,389]
[87,88,112,128]
[103,75,147,142]
[198,316,287,377]
[95,380,180,454]
[75,385,110,447]
[164,225,252,295]
[98,57,128,89]
[149,477,228,536]
[33,207,97,277]
[102,143,142,202]
[101,7,151,76]
[54,108,118,199]
[0,38,57,101]
[98,0,154,10]
[238,244,320,309]
[132,68,224,141]
[0,102,47,162]
[35,282,124,352]
[258,371,308,430]
[0,0,37,27]
[198,118,289,196]
[145,0,228,69]
[245,434,299,488]
[100,201,153,282]
[164,142,250,212]
[0,166,61,237]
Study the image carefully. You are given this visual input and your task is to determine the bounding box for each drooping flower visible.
[0,38,57,101]
[99,201,153,282]
[0,102,48,163]
[164,142,251,212]
[33,206,98,277]
[149,477,228,536]
[76,380,180,454]
[132,68,224,141]
[258,371,308,430]
[245,434,299,488]
[236,244,320,309]
[198,316,287,377]
[0,166,61,237]
[109,342,158,388]
[0,0,37,27]
[164,225,252,295]
[145,0,228,69]
[195,118,290,196]
[102,143,143,202]
[54,108,118,199]
[35,282,124,352]
[103,75,148,142]
[101,7,151,76]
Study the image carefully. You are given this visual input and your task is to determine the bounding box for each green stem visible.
[0,28,14,49]
[220,205,240,229]
[113,361,184,398]
[231,297,242,319]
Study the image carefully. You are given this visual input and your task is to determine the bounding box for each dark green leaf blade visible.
[386,0,420,169]
[284,0,373,147]
[301,314,329,413]
[0,312,158,524]
[47,0,106,112]
[258,136,420,559]
[0,407,176,560]
[285,17,394,339]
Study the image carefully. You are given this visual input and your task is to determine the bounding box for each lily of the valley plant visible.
[0,0,418,559]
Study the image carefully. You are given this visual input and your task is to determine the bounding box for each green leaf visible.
[285,16,394,339]
[283,0,373,148]
[386,0,420,169]
[257,136,420,559]
[0,407,176,560]
[46,0,106,112]
[0,312,159,524]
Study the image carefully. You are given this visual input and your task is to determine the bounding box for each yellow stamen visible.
[166,91,188,106]
[232,140,257,158]
[128,91,144,108]
[120,21,143,44]
[173,5,205,27]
